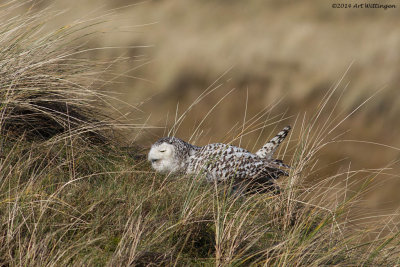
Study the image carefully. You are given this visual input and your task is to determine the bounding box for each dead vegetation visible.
[0,1,399,266]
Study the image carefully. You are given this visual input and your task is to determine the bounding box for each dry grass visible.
[0,4,109,143]
[1,127,399,265]
[9,0,400,214]
[1,2,400,266]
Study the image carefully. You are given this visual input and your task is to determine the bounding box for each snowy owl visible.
[148,126,291,193]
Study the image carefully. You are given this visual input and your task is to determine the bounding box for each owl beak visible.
[151,159,159,164]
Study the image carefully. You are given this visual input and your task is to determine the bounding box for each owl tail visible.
[255,126,291,159]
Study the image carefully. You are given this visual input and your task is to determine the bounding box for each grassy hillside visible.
[22,0,400,213]
[2,139,400,266]
[1,2,400,266]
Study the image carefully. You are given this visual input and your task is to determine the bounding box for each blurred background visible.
[21,1,400,214]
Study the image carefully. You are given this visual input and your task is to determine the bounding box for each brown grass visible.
[1,1,399,266]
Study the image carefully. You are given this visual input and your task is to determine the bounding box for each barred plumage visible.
[255,126,291,160]
[148,126,291,193]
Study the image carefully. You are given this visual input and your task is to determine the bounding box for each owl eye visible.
[159,150,166,153]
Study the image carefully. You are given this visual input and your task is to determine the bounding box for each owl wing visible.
[195,145,288,180]
[230,155,288,194]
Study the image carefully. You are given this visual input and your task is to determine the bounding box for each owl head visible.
[148,137,195,173]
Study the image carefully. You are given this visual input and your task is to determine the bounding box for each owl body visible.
[186,143,286,182]
[148,126,291,190]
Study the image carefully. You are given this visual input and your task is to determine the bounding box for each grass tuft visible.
[0,2,116,144]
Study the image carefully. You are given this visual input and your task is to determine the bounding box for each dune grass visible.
[2,130,400,266]
[1,2,400,266]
